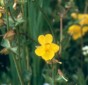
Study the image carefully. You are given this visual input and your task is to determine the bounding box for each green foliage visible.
[0,0,88,85]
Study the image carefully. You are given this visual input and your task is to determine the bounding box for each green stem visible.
[84,0,88,13]
[59,15,63,56]
[52,63,55,85]
[80,26,83,68]
[3,0,9,31]
[16,26,24,85]
[12,55,23,85]
[6,8,9,31]
[27,1,37,85]
[25,47,30,85]
[25,47,30,71]
[32,1,55,40]
[8,7,16,22]
[21,0,24,15]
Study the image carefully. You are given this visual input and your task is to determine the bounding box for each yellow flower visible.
[71,13,88,25]
[79,17,88,25]
[68,25,82,40]
[71,13,79,19]
[35,34,59,61]
[82,26,88,33]
[71,13,88,19]
[68,25,88,40]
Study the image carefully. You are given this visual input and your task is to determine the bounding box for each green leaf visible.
[23,70,32,82]
[42,74,53,84]
[4,17,15,27]
[55,76,63,82]
[15,18,25,26]
[10,47,18,54]
[1,39,11,48]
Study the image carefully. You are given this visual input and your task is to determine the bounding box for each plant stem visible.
[8,7,16,22]
[12,55,23,85]
[84,0,88,13]
[52,63,55,85]
[26,47,30,71]
[59,15,63,55]
[6,8,9,31]
[80,26,83,68]
[26,47,30,85]
[3,0,9,31]
[15,25,25,85]
[33,1,55,40]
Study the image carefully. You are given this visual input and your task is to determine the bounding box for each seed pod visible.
[3,30,15,41]
[0,48,9,55]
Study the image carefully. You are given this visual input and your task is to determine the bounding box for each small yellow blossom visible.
[35,34,59,61]
[71,13,88,19]
[68,25,88,40]
[71,13,88,25]
[82,26,88,33]
[79,17,88,25]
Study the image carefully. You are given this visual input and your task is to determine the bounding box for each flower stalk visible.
[59,14,63,55]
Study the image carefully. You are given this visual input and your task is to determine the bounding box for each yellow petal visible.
[79,18,88,25]
[42,50,54,61]
[45,34,53,43]
[35,46,45,56]
[82,26,88,34]
[77,14,85,19]
[68,25,81,35]
[38,35,45,45]
[72,34,81,40]
[78,14,88,20]
[71,13,78,19]
[51,43,59,53]
[71,13,88,20]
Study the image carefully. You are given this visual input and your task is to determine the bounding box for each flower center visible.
[45,43,51,52]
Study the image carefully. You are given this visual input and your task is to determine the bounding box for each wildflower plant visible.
[35,34,59,61]
[0,0,88,85]
[68,13,88,40]
[68,25,88,40]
